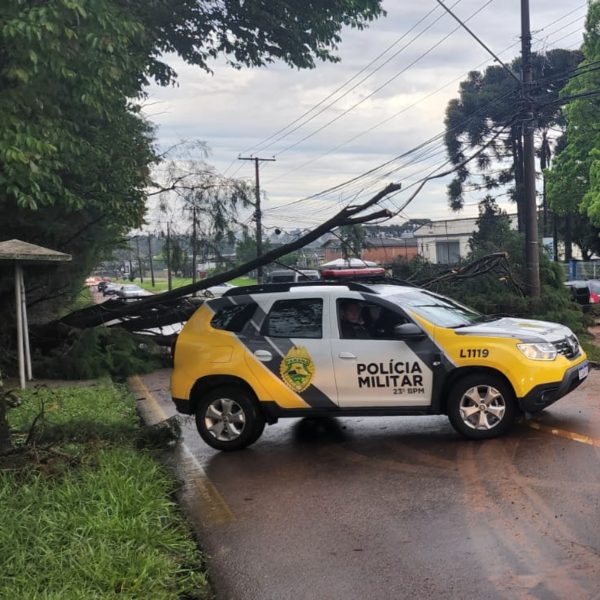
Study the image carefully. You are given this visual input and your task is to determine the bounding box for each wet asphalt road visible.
[133,369,600,600]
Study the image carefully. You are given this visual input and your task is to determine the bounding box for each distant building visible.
[413,214,518,264]
[321,236,418,265]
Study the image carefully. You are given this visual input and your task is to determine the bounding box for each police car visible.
[170,281,589,450]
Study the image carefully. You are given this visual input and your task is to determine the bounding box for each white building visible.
[413,214,518,264]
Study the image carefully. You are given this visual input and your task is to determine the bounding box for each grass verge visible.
[1,382,211,600]
[136,276,256,293]
[581,334,600,364]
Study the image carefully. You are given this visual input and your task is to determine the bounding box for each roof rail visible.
[222,277,416,297]
[223,280,376,297]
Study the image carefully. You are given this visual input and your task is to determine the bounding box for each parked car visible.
[564,280,600,308]
[200,282,237,298]
[171,280,588,451]
[117,284,153,300]
[85,276,101,287]
[102,282,121,296]
[265,269,320,283]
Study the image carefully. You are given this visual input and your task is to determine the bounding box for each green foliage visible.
[546,2,600,227]
[469,196,514,255]
[235,232,272,266]
[339,224,366,259]
[393,201,585,333]
[2,383,210,599]
[35,328,165,380]
[1,0,385,334]
[445,49,582,215]
[0,0,157,321]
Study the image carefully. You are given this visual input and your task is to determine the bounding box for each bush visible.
[34,328,166,380]
[392,200,586,333]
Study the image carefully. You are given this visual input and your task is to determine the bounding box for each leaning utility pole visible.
[521,0,540,298]
[238,156,276,283]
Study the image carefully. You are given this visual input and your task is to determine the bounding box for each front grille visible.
[554,335,580,359]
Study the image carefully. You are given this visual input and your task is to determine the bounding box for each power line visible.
[251,2,464,156]
[272,0,496,158]
[436,0,521,85]
[243,3,449,156]
[263,4,587,187]
[262,13,585,214]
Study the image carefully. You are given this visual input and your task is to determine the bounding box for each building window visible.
[436,241,460,264]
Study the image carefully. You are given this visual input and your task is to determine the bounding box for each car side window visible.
[211,303,257,333]
[263,298,323,338]
[337,299,407,340]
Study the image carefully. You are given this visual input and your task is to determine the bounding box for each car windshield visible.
[388,290,489,328]
[123,285,140,291]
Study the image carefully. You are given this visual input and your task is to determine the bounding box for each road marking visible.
[527,420,600,449]
[129,375,235,526]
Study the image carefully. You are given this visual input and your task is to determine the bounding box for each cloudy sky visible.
[142,0,587,233]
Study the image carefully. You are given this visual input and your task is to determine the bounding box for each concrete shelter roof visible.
[0,239,72,263]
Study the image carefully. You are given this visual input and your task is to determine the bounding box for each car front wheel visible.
[195,386,265,451]
[447,374,517,440]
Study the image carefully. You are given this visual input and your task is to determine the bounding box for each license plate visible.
[578,362,589,381]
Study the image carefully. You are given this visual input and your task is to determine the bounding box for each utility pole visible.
[238,156,276,283]
[147,234,155,287]
[191,206,198,284]
[134,236,144,283]
[521,0,540,298]
[166,222,172,292]
[435,0,541,298]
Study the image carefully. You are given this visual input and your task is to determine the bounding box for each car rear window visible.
[211,303,257,333]
[263,298,323,338]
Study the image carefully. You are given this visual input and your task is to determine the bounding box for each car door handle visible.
[338,352,357,359]
[254,350,273,362]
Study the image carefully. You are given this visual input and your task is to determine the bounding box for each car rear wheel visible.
[447,374,516,440]
[195,386,265,451]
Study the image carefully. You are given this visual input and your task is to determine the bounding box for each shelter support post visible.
[19,268,32,381]
[15,264,25,389]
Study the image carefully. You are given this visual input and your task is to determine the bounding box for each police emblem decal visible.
[279,346,315,393]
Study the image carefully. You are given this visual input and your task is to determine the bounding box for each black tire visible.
[195,386,265,451]
[447,373,517,440]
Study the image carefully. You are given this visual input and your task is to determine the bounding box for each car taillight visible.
[590,292,599,304]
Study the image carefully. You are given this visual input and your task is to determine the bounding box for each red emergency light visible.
[320,267,386,279]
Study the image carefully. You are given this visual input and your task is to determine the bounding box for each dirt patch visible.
[588,325,600,347]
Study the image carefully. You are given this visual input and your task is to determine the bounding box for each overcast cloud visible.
[142,0,586,233]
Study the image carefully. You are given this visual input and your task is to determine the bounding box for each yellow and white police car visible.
[170,281,589,450]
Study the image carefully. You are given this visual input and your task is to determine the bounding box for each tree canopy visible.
[0,0,385,335]
[546,1,600,228]
[444,49,582,229]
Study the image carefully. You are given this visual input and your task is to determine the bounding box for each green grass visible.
[136,276,257,293]
[2,383,211,600]
[230,277,256,286]
[136,277,192,293]
[57,287,93,318]
[581,334,600,363]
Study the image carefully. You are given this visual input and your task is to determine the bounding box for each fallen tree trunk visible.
[57,183,400,329]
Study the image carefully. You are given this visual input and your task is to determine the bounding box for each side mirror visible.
[394,323,425,341]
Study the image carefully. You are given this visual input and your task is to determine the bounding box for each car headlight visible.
[516,343,557,361]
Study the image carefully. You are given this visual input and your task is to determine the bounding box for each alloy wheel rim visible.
[459,385,506,430]
[204,398,246,441]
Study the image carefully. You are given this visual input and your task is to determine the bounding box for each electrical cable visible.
[262,3,586,188]
[272,0,496,158]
